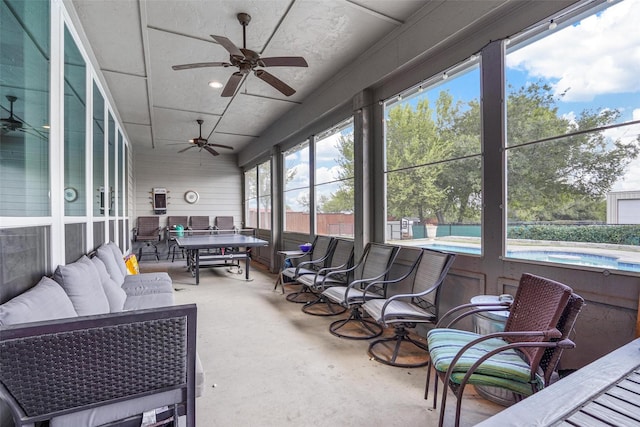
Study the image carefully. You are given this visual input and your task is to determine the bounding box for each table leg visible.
[245,253,250,280]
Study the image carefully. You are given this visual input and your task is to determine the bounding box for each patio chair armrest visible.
[341,265,396,304]
[307,262,352,289]
[359,257,425,304]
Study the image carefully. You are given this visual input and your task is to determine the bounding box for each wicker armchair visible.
[0,304,197,427]
[425,273,580,427]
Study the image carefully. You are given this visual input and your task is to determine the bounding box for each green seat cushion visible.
[427,328,542,396]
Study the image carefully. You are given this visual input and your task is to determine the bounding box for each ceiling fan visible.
[171,12,308,97]
[177,119,233,157]
[0,95,48,139]
[1,95,24,133]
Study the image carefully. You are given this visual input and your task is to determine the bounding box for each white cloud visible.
[507,0,640,101]
[286,163,309,188]
[315,133,342,162]
[316,165,344,184]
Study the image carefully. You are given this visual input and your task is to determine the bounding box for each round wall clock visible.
[64,187,78,202]
[184,190,199,204]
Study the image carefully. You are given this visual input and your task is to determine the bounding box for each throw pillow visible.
[91,256,127,312]
[53,255,110,315]
[96,244,125,286]
[0,277,77,326]
[107,241,128,277]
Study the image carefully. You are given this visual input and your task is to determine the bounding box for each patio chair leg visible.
[424,362,438,410]
[368,326,430,368]
[301,295,346,316]
[329,307,382,340]
[138,241,159,262]
[285,286,318,303]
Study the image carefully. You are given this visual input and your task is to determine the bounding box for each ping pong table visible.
[176,233,268,284]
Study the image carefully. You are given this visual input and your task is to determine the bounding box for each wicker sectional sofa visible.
[0,242,204,427]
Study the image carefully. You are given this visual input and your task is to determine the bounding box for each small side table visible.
[470,294,514,406]
[274,250,305,294]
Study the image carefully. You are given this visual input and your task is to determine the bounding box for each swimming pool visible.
[420,244,640,273]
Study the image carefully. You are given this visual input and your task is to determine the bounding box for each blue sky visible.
[391,0,639,191]
[285,0,639,212]
[506,0,640,190]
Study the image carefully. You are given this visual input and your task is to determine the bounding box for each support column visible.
[270,145,283,273]
[480,40,506,293]
[353,90,374,257]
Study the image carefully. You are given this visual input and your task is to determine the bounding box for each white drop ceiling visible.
[68,0,580,161]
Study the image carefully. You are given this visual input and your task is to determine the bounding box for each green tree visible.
[385,95,454,223]
[506,82,639,221]
[317,133,354,213]
[322,82,639,225]
[434,97,482,223]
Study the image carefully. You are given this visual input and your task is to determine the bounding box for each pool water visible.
[421,244,640,273]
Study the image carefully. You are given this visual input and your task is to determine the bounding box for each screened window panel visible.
[505,0,640,273]
[118,131,124,216]
[63,25,86,217]
[65,223,86,263]
[244,168,258,228]
[0,0,50,217]
[284,142,310,233]
[93,83,105,216]
[108,113,115,216]
[384,61,482,254]
[93,221,105,249]
[257,160,271,230]
[0,226,50,303]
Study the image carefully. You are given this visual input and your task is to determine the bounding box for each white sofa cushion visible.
[96,244,125,286]
[123,292,175,310]
[106,241,128,278]
[91,256,127,312]
[122,273,173,296]
[49,389,183,427]
[0,276,77,326]
[53,256,110,316]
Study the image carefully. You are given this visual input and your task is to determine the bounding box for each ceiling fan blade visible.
[211,35,244,58]
[178,145,196,153]
[259,57,308,67]
[172,62,230,70]
[208,143,234,150]
[221,72,244,97]
[254,69,296,97]
[203,146,220,156]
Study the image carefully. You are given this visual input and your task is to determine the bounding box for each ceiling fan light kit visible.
[172,12,308,97]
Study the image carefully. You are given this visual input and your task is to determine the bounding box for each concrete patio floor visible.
[140,257,504,426]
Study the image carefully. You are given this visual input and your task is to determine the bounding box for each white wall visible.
[607,191,640,224]
[133,148,242,229]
